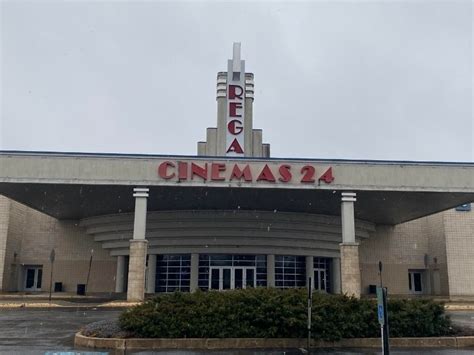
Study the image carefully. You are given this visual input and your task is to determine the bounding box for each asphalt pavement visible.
[449,311,474,330]
[0,308,472,354]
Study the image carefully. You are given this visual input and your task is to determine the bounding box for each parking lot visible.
[0,307,472,354]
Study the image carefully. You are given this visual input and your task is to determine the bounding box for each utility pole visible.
[85,249,94,295]
[377,261,390,355]
[48,249,55,304]
[307,276,312,352]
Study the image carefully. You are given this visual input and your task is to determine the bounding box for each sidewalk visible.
[1,292,474,310]
[0,292,140,308]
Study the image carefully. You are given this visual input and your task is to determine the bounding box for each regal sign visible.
[226,83,245,155]
[157,160,334,185]
[226,43,246,156]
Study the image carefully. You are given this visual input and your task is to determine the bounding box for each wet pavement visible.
[449,311,474,330]
[0,307,121,354]
[0,308,472,354]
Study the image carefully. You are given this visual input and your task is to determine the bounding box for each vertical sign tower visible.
[225,43,246,156]
[197,43,270,158]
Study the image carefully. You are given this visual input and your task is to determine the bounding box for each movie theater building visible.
[0,44,473,301]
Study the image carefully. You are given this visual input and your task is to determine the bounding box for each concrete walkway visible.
[0,292,138,308]
[1,292,474,310]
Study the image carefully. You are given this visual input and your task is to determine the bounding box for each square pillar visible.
[190,253,199,292]
[115,255,126,293]
[306,256,314,289]
[331,257,341,294]
[267,254,275,288]
[127,240,148,301]
[340,244,360,297]
[146,254,157,294]
[340,192,361,298]
[127,187,149,302]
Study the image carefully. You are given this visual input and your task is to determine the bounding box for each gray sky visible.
[1,0,473,161]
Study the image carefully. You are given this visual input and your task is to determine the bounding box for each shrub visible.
[118,288,453,340]
[81,319,133,338]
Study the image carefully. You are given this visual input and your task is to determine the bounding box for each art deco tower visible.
[197,43,270,157]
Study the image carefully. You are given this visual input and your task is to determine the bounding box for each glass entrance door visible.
[408,271,423,294]
[209,267,256,290]
[24,266,43,291]
[314,268,327,292]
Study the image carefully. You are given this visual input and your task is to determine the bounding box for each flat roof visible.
[2,150,474,166]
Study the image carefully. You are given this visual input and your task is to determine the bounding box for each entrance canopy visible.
[1,151,473,225]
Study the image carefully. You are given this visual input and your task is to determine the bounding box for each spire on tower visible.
[231,42,242,81]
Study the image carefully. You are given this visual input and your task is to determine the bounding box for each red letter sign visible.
[226,139,244,154]
[158,161,176,179]
[257,164,276,182]
[228,85,243,99]
[227,120,243,135]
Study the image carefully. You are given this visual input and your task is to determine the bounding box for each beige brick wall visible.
[1,194,472,297]
[444,208,474,297]
[426,213,450,295]
[1,197,116,293]
[360,214,449,296]
[0,196,11,291]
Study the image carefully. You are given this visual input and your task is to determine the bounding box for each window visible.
[156,254,191,292]
[275,255,306,288]
[408,271,423,294]
[455,203,472,212]
[199,254,266,290]
[313,257,331,292]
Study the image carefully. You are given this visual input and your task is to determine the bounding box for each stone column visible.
[267,254,275,288]
[127,187,149,302]
[146,254,157,294]
[115,255,126,293]
[306,256,314,289]
[190,253,199,292]
[331,257,341,294]
[340,192,361,298]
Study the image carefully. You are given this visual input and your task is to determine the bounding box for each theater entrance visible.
[314,267,328,292]
[209,267,256,290]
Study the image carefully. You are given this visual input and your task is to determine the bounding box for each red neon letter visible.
[228,85,243,100]
[300,165,316,183]
[178,162,188,180]
[319,167,334,183]
[227,120,243,135]
[229,102,243,117]
[191,163,208,180]
[226,139,244,154]
[158,161,176,179]
[278,164,292,183]
[211,163,226,181]
[257,164,276,182]
[230,164,252,182]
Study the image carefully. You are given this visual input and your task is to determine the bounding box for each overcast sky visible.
[1,0,473,161]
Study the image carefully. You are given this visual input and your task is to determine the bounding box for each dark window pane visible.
[235,268,243,289]
[414,273,422,292]
[36,269,43,289]
[25,269,35,289]
[223,269,231,290]
[246,269,255,288]
[211,269,220,290]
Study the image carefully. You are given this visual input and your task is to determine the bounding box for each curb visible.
[0,302,140,309]
[74,333,474,350]
[0,303,63,308]
[445,305,474,311]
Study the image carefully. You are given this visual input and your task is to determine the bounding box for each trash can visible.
[77,284,86,295]
[54,282,63,292]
